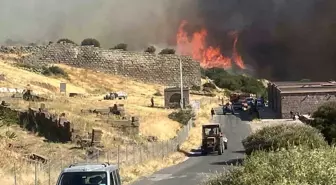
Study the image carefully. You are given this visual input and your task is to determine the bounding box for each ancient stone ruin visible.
[0,43,202,87]
[0,103,72,142]
[81,104,140,135]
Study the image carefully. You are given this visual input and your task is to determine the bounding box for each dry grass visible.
[0,57,225,185]
[0,60,180,141]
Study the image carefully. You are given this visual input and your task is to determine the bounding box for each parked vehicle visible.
[104,91,128,100]
[56,163,122,185]
[223,103,234,115]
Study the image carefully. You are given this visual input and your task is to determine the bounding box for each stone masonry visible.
[281,93,336,118]
[0,43,201,87]
[268,81,336,118]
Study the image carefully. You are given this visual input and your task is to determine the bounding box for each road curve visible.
[131,109,252,185]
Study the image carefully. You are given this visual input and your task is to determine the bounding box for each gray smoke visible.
[0,0,195,49]
[1,0,335,81]
[194,0,336,81]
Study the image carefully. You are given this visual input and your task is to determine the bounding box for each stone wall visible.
[0,44,201,87]
[0,105,72,142]
[281,93,336,118]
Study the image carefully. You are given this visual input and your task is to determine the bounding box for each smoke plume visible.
[193,0,336,81]
[0,0,194,49]
[1,0,336,81]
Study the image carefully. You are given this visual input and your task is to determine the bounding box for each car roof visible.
[203,123,220,126]
[61,163,118,173]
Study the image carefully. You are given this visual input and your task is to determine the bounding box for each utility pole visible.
[180,58,184,109]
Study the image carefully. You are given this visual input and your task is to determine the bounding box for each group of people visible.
[210,102,235,119]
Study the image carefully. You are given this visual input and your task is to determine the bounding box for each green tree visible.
[81,38,100,47]
[310,102,336,144]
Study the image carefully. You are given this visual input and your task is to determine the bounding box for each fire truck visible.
[229,92,255,110]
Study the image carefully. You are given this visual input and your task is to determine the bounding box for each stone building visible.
[268,81,336,118]
[164,87,190,108]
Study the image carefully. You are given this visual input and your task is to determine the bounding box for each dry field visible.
[0,57,222,184]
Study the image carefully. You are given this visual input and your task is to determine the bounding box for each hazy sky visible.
[1,0,335,80]
[0,0,194,48]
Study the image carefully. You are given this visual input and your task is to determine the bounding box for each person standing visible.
[211,108,215,119]
[150,97,154,107]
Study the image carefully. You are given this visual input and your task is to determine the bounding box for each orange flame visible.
[176,20,245,69]
[231,31,245,69]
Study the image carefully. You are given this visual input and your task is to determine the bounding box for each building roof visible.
[270,81,336,94]
[271,81,331,87]
[280,87,336,94]
[164,87,189,92]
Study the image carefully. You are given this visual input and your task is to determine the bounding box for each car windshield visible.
[204,127,219,135]
[58,172,108,185]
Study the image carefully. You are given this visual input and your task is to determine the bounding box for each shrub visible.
[144,46,156,53]
[81,38,100,47]
[204,147,336,185]
[0,107,19,126]
[242,123,327,155]
[168,108,194,125]
[159,48,175,54]
[42,66,68,78]
[57,38,76,45]
[15,63,42,73]
[310,102,336,144]
[202,67,266,97]
[112,43,128,51]
[203,82,217,90]
[190,85,201,91]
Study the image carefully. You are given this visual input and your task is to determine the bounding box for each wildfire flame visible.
[176,20,245,69]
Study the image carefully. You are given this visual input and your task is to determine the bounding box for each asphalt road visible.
[131,109,252,185]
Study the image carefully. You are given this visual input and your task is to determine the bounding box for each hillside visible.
[0,56,220,184]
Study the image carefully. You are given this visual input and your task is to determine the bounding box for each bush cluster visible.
[42,66,68,78]
[0,107,19,126]
[81,38,100,47]
[205,147,336,185]
[204,103,336,185]
[168,108,194,125]
[159,48,175,54]
[15,63,42,73]
[111,43,128,51]
[242,124,327,155]
[309,101,336,144]
[202,68,267,98]
[57,38,77,45]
